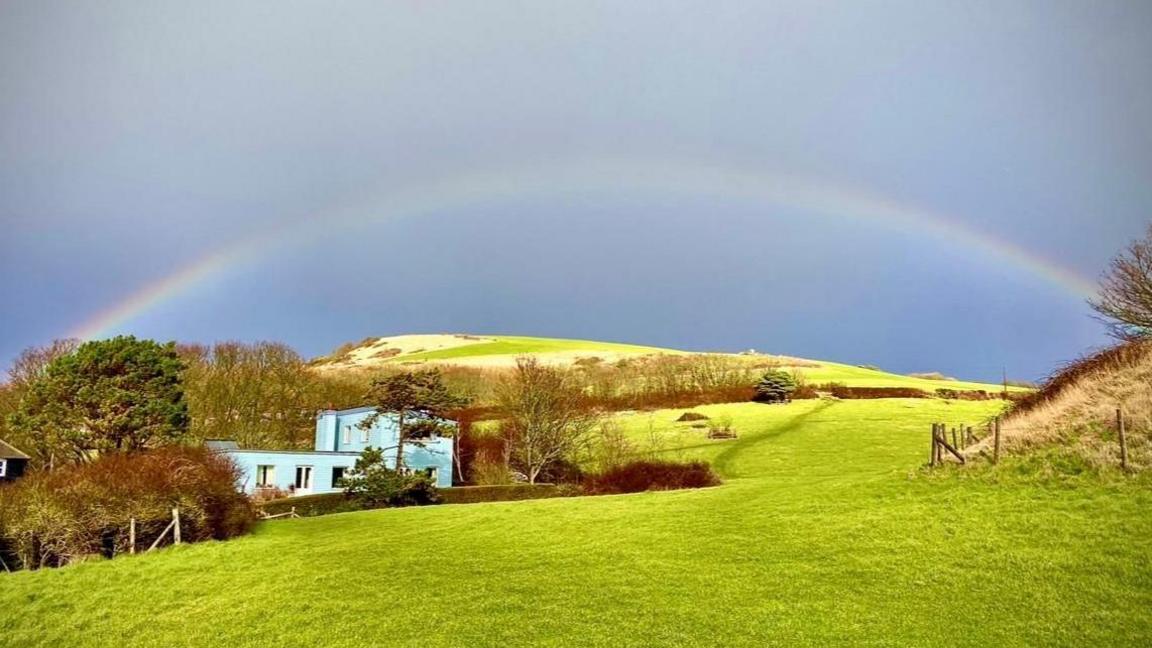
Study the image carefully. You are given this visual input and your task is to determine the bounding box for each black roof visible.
[0,439,30,460]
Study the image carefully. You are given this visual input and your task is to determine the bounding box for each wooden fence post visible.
[172,508,181,545]
[952,427,959,451]
[993,417,1001,464]
[930,423,937,466]
[1117,408,1129,471]
[129,518,136,555]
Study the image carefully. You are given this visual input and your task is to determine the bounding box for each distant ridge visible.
[312,333,1018,394]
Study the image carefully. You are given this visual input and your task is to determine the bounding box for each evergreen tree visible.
[360,369,469,473]
[754,369,797,404]
[9,336,188,464]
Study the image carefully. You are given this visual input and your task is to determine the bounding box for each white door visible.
[294,465,313,495]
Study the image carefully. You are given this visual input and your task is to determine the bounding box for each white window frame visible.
[342,426,352,445]
[255,465,275,487]
[295,465,314,493]
[360,427,370,443]
[0,459,7,478]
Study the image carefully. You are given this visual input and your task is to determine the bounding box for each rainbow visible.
[68,158,1098,341]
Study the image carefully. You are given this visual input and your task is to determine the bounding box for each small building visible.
[214,406,454,497]
[0,439,30,483]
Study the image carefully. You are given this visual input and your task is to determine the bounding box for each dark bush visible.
[791,385,820,400]
[935,388,993,401]
[258,483,575,518]
[533,458,584,485]
[753,369,797,403]
[822,384,931,399]
[583,460,721,495]
[0,447,254,569]
[676,412,711,422]
[259,492,359,518]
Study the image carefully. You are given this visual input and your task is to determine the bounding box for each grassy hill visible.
[3,399,1148,646]
[314,333,1020,393]
[969,340,1151,471]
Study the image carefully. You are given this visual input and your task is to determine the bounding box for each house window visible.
[255,465,275,487]
[0,459,7,478]
[424,467,437,481]
[294,465,313,491]
[360,427,369,443]
[342,426,352,445]
[332,466,346,485]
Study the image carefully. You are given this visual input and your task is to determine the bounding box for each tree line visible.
[0,338,368,470]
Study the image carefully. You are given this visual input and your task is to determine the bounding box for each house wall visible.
[315,407,455,485]
[222,408,456,495]
[227,450,361,495]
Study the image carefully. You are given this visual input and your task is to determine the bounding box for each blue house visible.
[214,406,455,497]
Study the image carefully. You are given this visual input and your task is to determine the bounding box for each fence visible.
[928,418,1001,467]
[928,409,1132,470]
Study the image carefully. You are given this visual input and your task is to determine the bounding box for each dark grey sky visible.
[2,1,1150,381]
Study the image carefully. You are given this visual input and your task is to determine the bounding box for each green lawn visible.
[3,399,1148,647]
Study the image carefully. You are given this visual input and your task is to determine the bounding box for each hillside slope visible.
[3,399,1148,646]
[981,340,1151,470]
[313,333,1017,393]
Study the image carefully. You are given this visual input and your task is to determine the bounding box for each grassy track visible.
[2,399,1149,646]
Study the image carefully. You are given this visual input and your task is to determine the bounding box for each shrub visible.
[583,460,721,495]
[341,447,441,508]
[754,369,797,403]
[470,458,515,485]
[0,447,254,569]
[822,384,931,399]
[676,412,711,422]
[260,492,360,518]
[791,385,820,400]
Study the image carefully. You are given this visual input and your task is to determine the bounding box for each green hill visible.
[315,333,1020,393]
[3,398,1148,646]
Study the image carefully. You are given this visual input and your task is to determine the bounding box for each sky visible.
[1,1,1150,382]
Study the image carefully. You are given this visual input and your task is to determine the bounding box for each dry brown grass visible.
[975,340,1152,471]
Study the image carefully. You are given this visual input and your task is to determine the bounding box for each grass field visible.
[3,399,1148,647]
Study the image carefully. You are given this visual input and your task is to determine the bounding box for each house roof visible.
[204,439,240,451]
[0,439,30,460]
[318,405,378,417]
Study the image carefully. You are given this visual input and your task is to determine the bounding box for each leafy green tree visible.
[8,336,189,465]
[754,369,797,404]
[340,446,439,507]
[359,369,469,473]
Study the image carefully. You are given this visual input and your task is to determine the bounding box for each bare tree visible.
[496,356,601,484]
[1091,224,1152,340]
[7,339,80,389]
[1,339,80,469]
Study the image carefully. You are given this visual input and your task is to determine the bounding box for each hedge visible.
[258,483,574,519]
